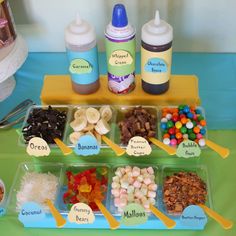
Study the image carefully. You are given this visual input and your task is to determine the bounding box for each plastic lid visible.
[112,4,128,27]
[141,10,173,46]
[65,13,96,46]
[105,4,135,40]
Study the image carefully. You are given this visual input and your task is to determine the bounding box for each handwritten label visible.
[176,140,201,158]
[109,50,133,66]
[26,137,51,157]
[126,136,152,156]
[18,202,45,223]
[145,58,167,73]
[68,203,95,224]
[74,135,100,156]
[69,59,93,74]
[180,205,207,227]
[121,203,148,226]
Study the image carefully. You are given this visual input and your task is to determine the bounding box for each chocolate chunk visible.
[22,106,67,144]
[119,106,157,145]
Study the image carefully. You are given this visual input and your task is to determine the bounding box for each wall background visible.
[8,0,236,52]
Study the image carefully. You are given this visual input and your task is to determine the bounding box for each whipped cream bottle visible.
[141,10,173,94]
[105,4,136,94]
[65,14,99,94]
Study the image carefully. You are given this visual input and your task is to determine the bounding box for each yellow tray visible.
[41,74,200,105]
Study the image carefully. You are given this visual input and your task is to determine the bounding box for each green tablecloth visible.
[0,129,235,236]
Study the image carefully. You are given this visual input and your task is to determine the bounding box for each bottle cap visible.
[112,4,128,27]
[105,4,135,40]
[65,13,96,46]
[141,10,173,46]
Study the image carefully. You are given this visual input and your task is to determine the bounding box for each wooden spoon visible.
[205,140,230,159]
[94,199,120,230]
[54,138,73,156]
[149,204,176,229]
[45,199,67,228]
[101,135,126,156]
[198,204,233,230]
[149,137,176,155]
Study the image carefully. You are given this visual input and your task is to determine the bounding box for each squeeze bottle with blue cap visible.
[105,4,136,94]
[65,14,99,94]
[141,10,173,94]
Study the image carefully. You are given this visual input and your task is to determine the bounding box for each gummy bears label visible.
[176,140,201,158]
[121,203,148,226]
[68,203,95,225]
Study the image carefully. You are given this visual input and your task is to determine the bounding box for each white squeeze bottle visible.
[141,10,173,94]
[65,14,99,94]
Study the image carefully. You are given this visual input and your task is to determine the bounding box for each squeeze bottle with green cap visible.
[105,4,136,94]
[65,14,99,94]
[141,10,173,94]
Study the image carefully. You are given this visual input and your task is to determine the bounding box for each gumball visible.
[170,139,177,146]
[166,113,172,120]
[179,110,184,115]
[200,128,206,135]
[192,120,197,127]
[183,105,190,113]
[180,126,187,134]
[176,132,183,139]
[170,134,176,139]
[167,120,174,128]
[163,133,170,139]
[163,129,168,134]
[175,121,182,129]
[187,128,193,134]
[200,120,206,126]
[163,138,170,145]
[193,126,200,134]
[186,121,193,129]
[181,117,187,124]
[189,133,196,140]
[172,115,179,123]
[198,115,204,121]
[178,105,185,110]
[195,109,202,114]
[194,139,199,144]
[168,127,175,135]
[187,112,193,119]
[177,138,183,144]
[197,133,203,139]
[179,114,186,119]
[161,122,167,130]
[198,138,206,147]
[161,117,168,123]
[193,114,198,120]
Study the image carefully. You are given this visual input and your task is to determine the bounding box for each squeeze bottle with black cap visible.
[141,10,173,94]
[65,14,99,94]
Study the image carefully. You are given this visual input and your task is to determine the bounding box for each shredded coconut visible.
[16,172,59,211]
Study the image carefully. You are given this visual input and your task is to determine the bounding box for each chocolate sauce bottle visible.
[141,10,173,94]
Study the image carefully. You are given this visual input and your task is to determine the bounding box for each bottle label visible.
[105,38,136,94]
[67,46,99,85]
[141,46,172,85]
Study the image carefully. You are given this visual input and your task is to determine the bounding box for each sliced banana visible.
[69,131,83,145]
[74,108,86,120]
[95,118,111,135]
[82,123,95,132]
[94,131,102,145]
[85,131,95,138]
[70,116,87,132]
[86,107,100,124]
[99,105,113,122]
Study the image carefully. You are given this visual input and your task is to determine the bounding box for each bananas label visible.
[74,135,100,156]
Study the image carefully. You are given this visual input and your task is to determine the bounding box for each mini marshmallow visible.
[132,169,140,177]
[119,188,127,195]
[120,167,126,174]
[134,190,143,199]
[114,198,120,207]
[125,166,132,173]
[120,198,127,207]
[147,191,156,198]
[137,175,143,182]
[127,193,134,202]
[112,182,120,189]
[140,187,148,195]
[133,180,142,188]
[141,168,148,175]
[120,193,128,200]
[148,183,158,191]
[143,200,150,209]
[148,197,156,205]
[127,185,135,193]
[111,188,120,197]
[112,176,120,182]
[121,181,129,189]
[147,167,154,175]
[115,170,122,178]
[144,177,152,185]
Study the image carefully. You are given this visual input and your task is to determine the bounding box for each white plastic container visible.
[65,14,99,94]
